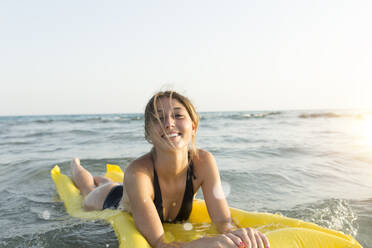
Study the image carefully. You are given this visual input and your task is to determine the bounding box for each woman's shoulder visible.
[123,153,155,200]
[193,148,218,173]
[194,148,215,164]
[125,152,153,177]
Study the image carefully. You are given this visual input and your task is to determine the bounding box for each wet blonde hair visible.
[144,91,199,160]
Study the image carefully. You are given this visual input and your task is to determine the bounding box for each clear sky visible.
[1,0,371,116]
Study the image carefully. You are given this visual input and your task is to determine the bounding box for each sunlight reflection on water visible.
[348,113,372,150]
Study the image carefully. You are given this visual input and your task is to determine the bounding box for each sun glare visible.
[347,111,372,149]
[359,114,372,146]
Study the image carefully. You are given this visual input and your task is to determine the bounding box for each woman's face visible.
[151,97,195,151]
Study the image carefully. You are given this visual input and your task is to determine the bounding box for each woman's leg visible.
[70,157,96,196]
[70,158,118,211]
[83,182,119,211]
[93,176,112,186]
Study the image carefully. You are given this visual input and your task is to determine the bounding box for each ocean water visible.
[0,110,371,247]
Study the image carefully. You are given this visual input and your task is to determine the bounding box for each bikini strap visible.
[188,152,197,180]
[150,152,164,222]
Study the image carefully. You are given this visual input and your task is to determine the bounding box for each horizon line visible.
[1,107,370,118]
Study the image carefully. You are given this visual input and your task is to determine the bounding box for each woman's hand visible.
[155,234,240,248]
[155,241,183,248]
[227,228,270,248]
[155,228,269,248]
[179,233,249,248]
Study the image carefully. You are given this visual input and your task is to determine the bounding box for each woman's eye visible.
[157,116,164,121]
[175,114,184,119]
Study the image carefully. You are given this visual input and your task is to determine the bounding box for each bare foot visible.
[72,157,81,167]
[70,157,82,178]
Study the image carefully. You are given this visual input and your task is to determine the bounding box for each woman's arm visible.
[197,150,235,233]
[124,160,165,247]
[196,150,270,248]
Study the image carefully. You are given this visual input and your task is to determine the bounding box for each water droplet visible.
[226,222,234,230]
[183,222,193,231]
[213,181,231,199]
[222,181,231,197]
[42,210,50,220]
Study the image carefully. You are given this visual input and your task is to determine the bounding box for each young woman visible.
[71,91,270,248]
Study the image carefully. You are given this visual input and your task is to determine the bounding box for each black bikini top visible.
[151,153,196,223]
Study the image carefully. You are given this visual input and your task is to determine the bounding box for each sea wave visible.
[34,119,55,124]
[24,131,59,138]
[240,111,282,119]
[277,198,358,236]
[70,129,98,136]
[83,116,142,123]
[0,114,144,127]
[0,141,34,146]
[200,111,282,121]
[299,112,367,119]
[0,220,117,248]
[246,145,308,158]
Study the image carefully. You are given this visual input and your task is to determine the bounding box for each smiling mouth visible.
[162,133,180,138]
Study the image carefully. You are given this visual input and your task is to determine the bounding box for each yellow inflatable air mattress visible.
[51,164,362,248]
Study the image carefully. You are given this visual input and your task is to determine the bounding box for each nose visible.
[164,115,175,129]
